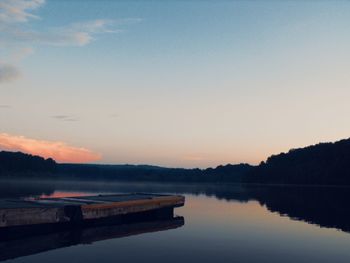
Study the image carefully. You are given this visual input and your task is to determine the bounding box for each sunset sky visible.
[1,0,350,167]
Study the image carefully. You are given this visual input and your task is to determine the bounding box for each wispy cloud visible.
[0,0,141,83]
[0,47,33,83]
[0,0,44,24]
[0,0,44,83]
[7,19,127,47]
[0,104,11,108]
[0,132,101,163]
[51,115,79,122]
[0,63,20,83]
[110,113,119,118]
[9,47,34,62]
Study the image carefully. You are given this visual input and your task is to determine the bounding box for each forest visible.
[1,137,350,185]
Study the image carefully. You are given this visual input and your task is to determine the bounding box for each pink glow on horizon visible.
[0,133,101,163]
[39,191,93,199]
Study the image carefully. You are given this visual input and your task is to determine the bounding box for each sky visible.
[1,0,350,168]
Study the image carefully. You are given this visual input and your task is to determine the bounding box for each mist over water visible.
[1,180,350,263]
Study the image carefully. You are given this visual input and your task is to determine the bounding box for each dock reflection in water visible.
[0,214,184,262]
[1,180,350,233]
[2,180,350,263]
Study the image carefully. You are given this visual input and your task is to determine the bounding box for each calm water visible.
[2,180,350,263]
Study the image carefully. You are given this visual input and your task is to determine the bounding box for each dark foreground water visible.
[1,180,350,263]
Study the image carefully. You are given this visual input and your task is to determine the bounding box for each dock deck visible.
[0,193,185,229]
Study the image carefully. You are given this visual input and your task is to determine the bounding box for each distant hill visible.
[2,137,350,185]
[0,150,252,182]
[0,151,56,176]
[248,138,350,185]
[57,163,252,182]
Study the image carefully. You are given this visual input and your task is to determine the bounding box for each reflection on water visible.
[0,215,184,262]
[5,180,350,234]
[1,180,350,262]
[39,191,92,199]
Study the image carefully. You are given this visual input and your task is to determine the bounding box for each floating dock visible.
[0,193,185,229]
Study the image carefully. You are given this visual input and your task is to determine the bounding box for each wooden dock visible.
[0,193,185,229]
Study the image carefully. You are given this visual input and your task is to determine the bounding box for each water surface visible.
[1,180,350,263]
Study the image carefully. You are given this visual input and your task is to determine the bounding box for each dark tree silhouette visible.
[0,151,56,177]
[1,137,350,185]
[248,138,350,185]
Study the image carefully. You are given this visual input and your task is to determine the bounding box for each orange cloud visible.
[0,133,101,163]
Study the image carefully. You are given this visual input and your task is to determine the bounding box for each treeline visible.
[2,137,350,185]
[56,163,252,182]
[0,151,252,182]
[0,151,56,177]
[247,138,350,185]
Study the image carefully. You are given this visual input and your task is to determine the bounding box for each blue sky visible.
[1,0,350,167]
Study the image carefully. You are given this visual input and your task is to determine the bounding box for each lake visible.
[1,180,350,263]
